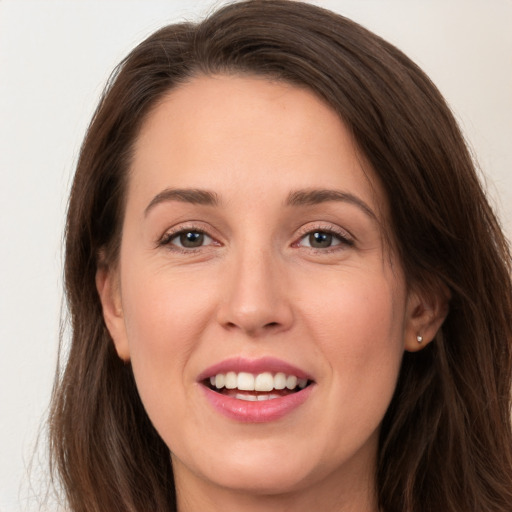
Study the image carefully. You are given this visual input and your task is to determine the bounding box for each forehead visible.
[128,74,388,221]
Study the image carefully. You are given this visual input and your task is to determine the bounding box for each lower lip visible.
[200,384,314,423]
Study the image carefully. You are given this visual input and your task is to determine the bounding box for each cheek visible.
[299,268,406,416]
[300,264,405,343]
[122,263,215,348]
[119,266,217,414]
[322,281,404,355]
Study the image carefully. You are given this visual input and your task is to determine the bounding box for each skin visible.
[97,75,446,512]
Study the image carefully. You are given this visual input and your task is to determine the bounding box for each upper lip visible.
[197,356,313,382]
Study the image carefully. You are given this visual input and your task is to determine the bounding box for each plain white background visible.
[1,1,511,510]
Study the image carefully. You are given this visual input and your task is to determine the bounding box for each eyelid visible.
[293,223,355,249]
[157,223,221,251]
[156,221,354,253]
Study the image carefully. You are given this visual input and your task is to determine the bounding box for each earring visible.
[417,335,423,344]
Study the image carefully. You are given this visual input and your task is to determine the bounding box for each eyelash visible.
[293,224,355,252]
[157,225,216,254]
[157,224,354,253]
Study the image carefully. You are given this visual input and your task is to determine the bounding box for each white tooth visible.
[274,372,287,390]
[286,375,298,390]
[297,378,308,389]
[255,372,274,392]
[225,371,237,389]
[269,394,280,400]
[210,376,215,386]
[215,374,225,389]
[257,394,270,401]
[236,393,257,401]
[237,372,255,391]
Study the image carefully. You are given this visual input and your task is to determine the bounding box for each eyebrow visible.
[286,189,377,220]
[144,186,376,220]
[144,188,220,216]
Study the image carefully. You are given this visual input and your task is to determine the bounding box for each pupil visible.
[310,231,332,248]
[180,232,204,248]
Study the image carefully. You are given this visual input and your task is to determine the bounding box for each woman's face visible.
[99,75,427,504]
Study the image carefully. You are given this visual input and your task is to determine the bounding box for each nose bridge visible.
[218,239,292,335]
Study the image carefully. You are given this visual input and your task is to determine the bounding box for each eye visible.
[160,229,215,249]
[295,227,354,250]
[301,231,341,249]
[176,231,210,248]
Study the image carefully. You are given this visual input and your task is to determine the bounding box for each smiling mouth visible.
[204,371,313,401]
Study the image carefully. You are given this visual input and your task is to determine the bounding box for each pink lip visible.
[197,356,313,381]
[199,383,314,423]
[197,357,315,423]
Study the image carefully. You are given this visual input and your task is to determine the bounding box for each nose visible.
[216,247,294,337]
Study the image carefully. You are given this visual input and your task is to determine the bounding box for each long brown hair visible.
[49,1,512,510]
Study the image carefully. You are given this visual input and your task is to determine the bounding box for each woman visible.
[49,1,512,511]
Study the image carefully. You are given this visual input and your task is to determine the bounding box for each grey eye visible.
[180,232,204,247]
[301,231,342,249]
[309,232,333,248]
[171,231,212,248]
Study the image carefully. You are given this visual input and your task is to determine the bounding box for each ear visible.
[403,284,450,352]
[95,259,130,361]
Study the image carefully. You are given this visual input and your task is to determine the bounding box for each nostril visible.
[223,320,281,332]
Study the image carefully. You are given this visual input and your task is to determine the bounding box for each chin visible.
[172,438,321,496]
[206,461,314,496]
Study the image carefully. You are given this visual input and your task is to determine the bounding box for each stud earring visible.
[417,335,423,344]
